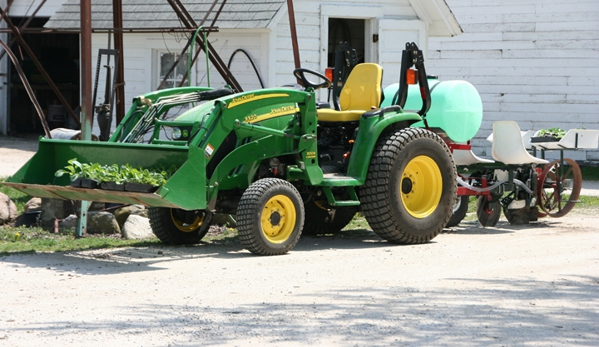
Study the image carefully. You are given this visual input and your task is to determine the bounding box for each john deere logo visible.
[228,93,291,108]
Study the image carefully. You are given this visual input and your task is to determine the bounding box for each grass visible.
[0,226,161,254]
[0,177,30,214]
[580,165,599,181]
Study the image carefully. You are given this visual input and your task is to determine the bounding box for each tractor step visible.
[320,185,361,207]
[321,173,361,186]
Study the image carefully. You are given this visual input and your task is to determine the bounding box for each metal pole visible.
[286,0,302,84]
[76,0,93,238]
[112,0,125,125]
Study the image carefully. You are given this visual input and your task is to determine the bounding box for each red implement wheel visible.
[476,196,501,227]
[537,158,582,217]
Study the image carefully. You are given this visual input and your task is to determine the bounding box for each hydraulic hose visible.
[227,48,265,89]
[457,177,533,195]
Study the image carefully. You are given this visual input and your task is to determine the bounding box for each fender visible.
[346,106,422,182]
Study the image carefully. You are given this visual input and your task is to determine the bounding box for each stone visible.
[122,214,154,240]
[0,192,18,225]
[59,214,79,230]
[87,211,120,235]
[114,204,148,228]
[24,197,42,212]
[89,202,107,211]
[41,198,74,228]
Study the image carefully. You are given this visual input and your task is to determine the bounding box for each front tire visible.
[148,208,212,244]
[360,128,457,244]
[237,178,305,255]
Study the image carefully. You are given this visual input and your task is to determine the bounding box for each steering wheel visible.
[293,68,332,90]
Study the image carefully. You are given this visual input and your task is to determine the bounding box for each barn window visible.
[159,52,189,89]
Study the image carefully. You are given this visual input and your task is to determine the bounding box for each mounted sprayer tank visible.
[381,78,483,143]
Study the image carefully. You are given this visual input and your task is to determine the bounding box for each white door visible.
[377,19,427,87]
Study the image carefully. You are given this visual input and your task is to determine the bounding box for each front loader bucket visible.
[4,138,208,210]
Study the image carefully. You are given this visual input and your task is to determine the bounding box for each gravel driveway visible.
[1,136,598,346]
[1,211,598,346]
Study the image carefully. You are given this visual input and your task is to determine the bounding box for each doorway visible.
[327,18,366,67]
[7,17,80,134]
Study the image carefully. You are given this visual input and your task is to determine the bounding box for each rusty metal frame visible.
[166,0,243,92]
[1,0,304,132]
[158,0,226,90]
[0,39,51,137]
[0,4,81,128]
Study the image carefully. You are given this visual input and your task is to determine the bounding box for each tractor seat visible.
[317,63,383,122]
[491,121,548,165]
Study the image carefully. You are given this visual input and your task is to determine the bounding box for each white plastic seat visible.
[453,149,494,166]
[492,121,548,165]
[521,130,536,150]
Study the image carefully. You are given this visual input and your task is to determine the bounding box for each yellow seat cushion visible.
[316,63,383,122]
[316,109,365,122]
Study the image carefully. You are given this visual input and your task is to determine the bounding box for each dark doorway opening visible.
[327,18,365,67]
[8,17,80,134]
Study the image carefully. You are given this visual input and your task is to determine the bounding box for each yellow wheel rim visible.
[400,155,442,218]
[261,194,297,243]
[170,210,204,232]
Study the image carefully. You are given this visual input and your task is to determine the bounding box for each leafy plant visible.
[55,158,84,181]
[55,159,173,187]
[537,127,566,139]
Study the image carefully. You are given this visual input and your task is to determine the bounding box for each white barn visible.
[427,0,599,162]
[1,0,461,135]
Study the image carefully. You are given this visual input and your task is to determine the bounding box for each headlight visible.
[172,127,182,140]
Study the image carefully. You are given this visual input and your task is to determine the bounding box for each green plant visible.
[537,127,566,139]
[56,159,172,187]
[54,158,84,181]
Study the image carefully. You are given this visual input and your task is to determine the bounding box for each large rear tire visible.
[302,202,358,235]
[446,195,469,228]
[148,208,212,244]
[360,128,457,244]
[237,178,305,255]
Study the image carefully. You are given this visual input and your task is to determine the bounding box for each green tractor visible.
[6,43,457,255]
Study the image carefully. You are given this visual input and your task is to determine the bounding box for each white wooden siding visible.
[428,0,599,161]
[89,30,269,134]
[6,0,64,17]
[273,0,421,88]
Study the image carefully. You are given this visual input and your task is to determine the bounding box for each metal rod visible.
[0,0,15,23]
[286,0,302,84]
[76,0,93,238]
[166,0,243,92]
[0,0,46,62]
[0,5,81,128]
[112,0,125,125]
[0,39,51,138]
[158,0,226,90]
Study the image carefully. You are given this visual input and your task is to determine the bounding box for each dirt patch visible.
[0,136,38,178]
